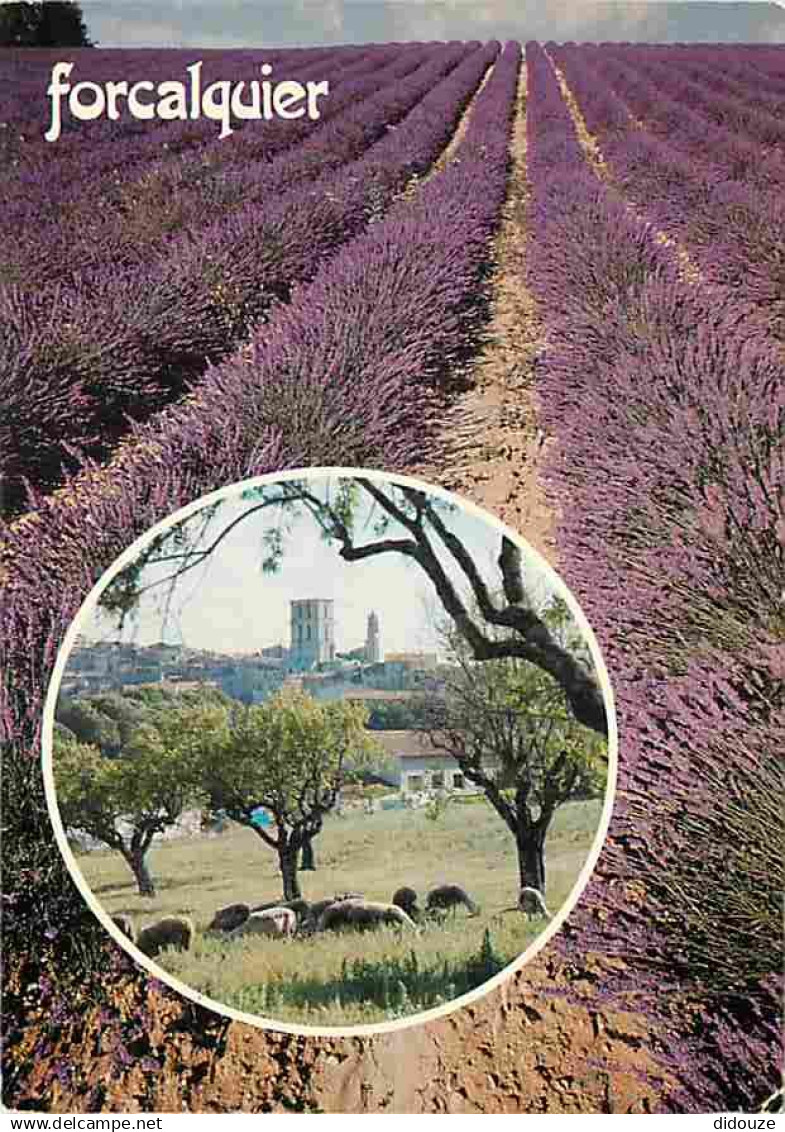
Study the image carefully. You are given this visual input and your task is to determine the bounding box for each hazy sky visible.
[79,1,785,47]
[83,476,558,656]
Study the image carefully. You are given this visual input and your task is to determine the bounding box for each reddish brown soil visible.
[8,952,669,1113]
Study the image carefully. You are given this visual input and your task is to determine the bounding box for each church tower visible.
[290,599,335,670]
[365,610,381,663]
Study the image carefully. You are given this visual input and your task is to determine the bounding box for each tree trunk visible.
[279,845,302,901]
[300,835,316,871]
[517,833,546,895]
[125,848,156,896]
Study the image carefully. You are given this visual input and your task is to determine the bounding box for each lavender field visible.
[1,40,783,1112]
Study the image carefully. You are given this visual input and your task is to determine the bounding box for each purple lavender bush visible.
[1,42,497,514]
[549,44,785,344]
[1,42,520,1108]
[525,41,783,1112]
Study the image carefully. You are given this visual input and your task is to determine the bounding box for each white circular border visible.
[41,466,618,1040]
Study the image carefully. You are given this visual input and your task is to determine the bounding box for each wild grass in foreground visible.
[75,797,603,1026]
[220,927,511,1025]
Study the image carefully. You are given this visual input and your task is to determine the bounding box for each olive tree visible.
[420,600,608,896]
[53,702,218,895]
[201,690,381,901]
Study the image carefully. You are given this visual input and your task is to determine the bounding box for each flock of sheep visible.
[111,883,551,961]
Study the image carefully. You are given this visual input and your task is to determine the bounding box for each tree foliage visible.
[56,698,122,756]
[0,2,93,47]
[366,699,428,731]
[56,687,232,752]
[201,690,381,900]
[52,688,381,902]
[420,599,608,895]
[53,703,217,895]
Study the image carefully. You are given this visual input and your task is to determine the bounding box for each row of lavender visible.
[580,43,785,80]
[598,43,785,95]
[0,57,520,1098]
[525,42,782,1112]
[607,44,785,128]
[2,41,496,514]
[549,44,785,341]
[3,45,415,285]
[553,43,785,185]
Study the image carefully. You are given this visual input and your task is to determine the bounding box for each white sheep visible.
[231,907,297,939]
[251,897,311,921]
[316,899,418,933]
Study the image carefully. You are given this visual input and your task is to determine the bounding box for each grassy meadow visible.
[75,796,604,1027]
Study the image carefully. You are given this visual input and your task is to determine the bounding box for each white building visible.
[373,730,495,795]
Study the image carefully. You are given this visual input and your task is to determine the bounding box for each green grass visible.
[75,796,603,1027]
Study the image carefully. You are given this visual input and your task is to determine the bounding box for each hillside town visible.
[65,599,440,702]
[61,599,471,798]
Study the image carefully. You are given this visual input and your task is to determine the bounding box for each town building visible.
[61,602,442,708]
[372,730,495,795]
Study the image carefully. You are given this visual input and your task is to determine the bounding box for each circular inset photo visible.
[43,469,616,1036]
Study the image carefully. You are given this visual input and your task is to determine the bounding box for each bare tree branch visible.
[108,477,607,735]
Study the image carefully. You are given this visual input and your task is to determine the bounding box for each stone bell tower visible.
[364,610,381,663]
[290,599,335,670]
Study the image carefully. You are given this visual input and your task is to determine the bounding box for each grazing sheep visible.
[518,886,551,920]
[426,884,479,917]
[391,886,421,921]
[304,893,363,923]
[111,913,134,940]
[491,887,552,923]
[251,897,311,921]
[316,899,417,933]
[207,902,251,932]
[288,897,313,920]
[231,907,297,939]
[296,905,323,936]
[298,897,337,935]
[304,897,335,923]
[136,915,194,959]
